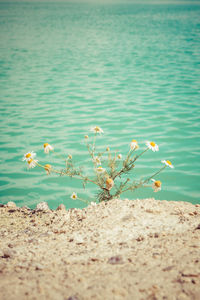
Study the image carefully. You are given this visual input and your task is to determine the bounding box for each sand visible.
[0,198,200,300]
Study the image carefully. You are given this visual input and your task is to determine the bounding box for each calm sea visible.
[0,1,200,209]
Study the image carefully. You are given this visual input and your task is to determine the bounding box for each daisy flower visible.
[117,154,122,159]
[146,141,159,152]
[71,192,77,200]
[151,179,162,192]
[93,156,101,165]
[130,140,139,150]
[44,143,54,154]
[96,166,105,174]
[106,177,114,190]
[27,158,38,169]
[44,164,52,175]
[161,160,174,169]
[90,126,104,134]
[23,151,36,162]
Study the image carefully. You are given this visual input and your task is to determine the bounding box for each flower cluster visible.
[23,152,38,169]
[23,127,174,204]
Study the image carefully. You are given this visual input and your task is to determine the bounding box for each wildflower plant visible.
[23,127,174,205]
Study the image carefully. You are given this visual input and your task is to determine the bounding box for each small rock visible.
[136,236,144,242]
[0,262,6,273]
[3,249,16,258]
[108,255,124,265]
[35,263,44,270]
[56,204,66,211]
[195,224,200,230]
[67,296,80,300]
[73,234,84,244]
[162,265,174,272]
[21,206,30,210]
[6,201,17,208]
[36,202,50,211]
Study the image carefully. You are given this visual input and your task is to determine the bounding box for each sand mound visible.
[0,198,200,300]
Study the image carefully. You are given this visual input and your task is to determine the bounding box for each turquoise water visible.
[0,1,200,209]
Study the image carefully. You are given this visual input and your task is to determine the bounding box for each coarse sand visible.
[0,198,200,300]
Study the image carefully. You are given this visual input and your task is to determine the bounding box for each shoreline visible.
[0,198,200,300]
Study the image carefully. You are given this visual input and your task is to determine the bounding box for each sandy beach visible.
[0,198,200,300]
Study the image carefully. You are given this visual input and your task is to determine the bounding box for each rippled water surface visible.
[0,1,200,208]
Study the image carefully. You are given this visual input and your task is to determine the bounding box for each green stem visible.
[36,162,99,186]
[143,166,166,184]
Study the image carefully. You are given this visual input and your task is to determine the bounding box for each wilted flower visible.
[106,147,110,151]
[68,154,72,159]
[106,177,114,190]
[84,135,89,139]
[44,143,54,154]
[151,179,162,192]
[27,158,38,169]
[130,139,139,150]
[96,166,105,174]
[90,126,103,134]
[71,192,77,200]
[23,151,36,162]
[161,160,174,169]
[117,154,122,159]
[93,156,101,165]
[44,164,52,175]
[146,141,159,152]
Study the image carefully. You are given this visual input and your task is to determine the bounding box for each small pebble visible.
[35,263,44,270]
[67,296,80,300]
[108,255,124,265]
[3,249,16,259]
[56,204,66,211]
[6,202,16,208]
[195,224,200,230]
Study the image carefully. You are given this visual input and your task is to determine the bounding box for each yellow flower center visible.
[166,160,172,165]
[131,139,137,143]
[95,127,100,132]
[28,159,33,164]
[154,180,161,188]
[106,178,113,184]
[72,195,76,199]
[150,142,156,147]
[44,143,49,148]
[26,153,31,158]
[45,164,51,171]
